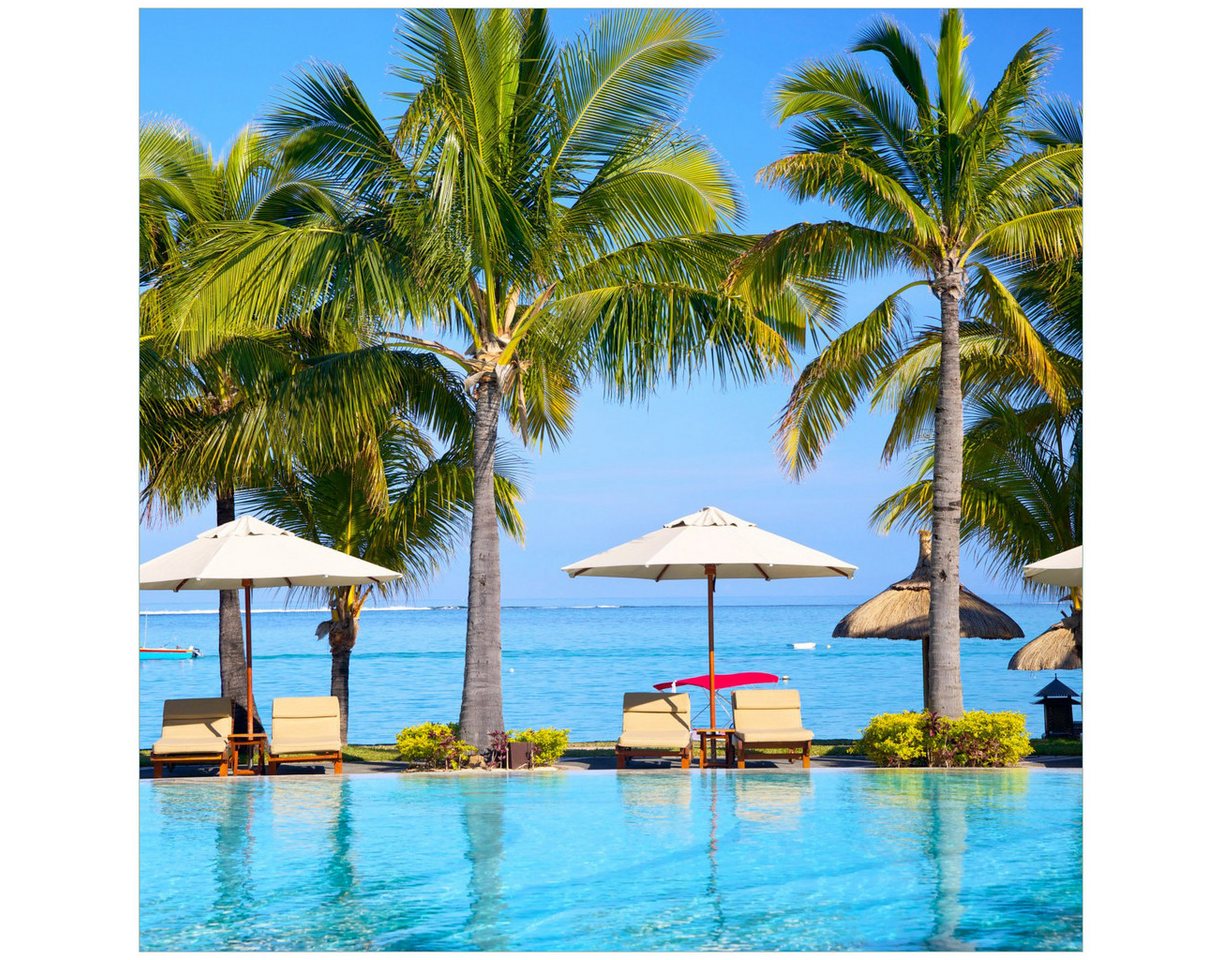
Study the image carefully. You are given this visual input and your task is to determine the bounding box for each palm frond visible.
[774,283,920,477]
[550,8,718,176]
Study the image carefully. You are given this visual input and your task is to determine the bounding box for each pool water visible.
[140,769,1082,951]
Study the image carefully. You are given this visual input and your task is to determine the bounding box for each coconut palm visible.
[140,119,475,729]
[870,96,1082,463]
[239,424,525,745]
[140,121,335,728]
[730,9,1081,716]
[154,9,806,747]
[871,100,1082,599]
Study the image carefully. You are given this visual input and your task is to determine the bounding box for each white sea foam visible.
[140,607,329,615]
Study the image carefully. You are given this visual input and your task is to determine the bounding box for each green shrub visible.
[928,711,1033,767]
[859,711,928,766]
[512,727,570,766]
[395,722,476,769]
[857,710,1033,767]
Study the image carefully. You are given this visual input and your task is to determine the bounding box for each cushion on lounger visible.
[731,689,810,741]
[151,736,229,756]
[151,698,234,756]
[616,732,693,750]
[620,693,691,739]
[730,727,814,745]
[270,697,342,755]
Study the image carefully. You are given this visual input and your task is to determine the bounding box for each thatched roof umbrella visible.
[1008,611,1082,671]
[833,531,1024,707]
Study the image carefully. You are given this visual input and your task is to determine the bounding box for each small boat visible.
[140,646,202,660]
[791,642,818,650]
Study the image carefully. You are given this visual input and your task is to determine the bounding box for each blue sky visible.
[139,6,1083,609]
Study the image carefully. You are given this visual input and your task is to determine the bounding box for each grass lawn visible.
[1027,738,1083,756]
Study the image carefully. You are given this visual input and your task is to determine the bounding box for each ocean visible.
[138,601,1081,746]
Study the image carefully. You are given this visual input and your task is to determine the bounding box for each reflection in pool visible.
[141,770,1081,951]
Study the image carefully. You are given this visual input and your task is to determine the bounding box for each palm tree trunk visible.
[928,269,967,718]
[329,618,357,746]
[458,375,504,750]
[216,489,260,732]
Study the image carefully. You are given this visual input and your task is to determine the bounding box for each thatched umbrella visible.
[1008,611,1082,671]
[833,531,1024,707]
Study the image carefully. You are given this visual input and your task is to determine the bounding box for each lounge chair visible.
[729,689,813,769]
[267,696,343,774]
[150,697,234,778]
[615,692,692,769]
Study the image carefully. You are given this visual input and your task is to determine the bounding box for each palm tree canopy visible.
[139,118,479,522]
[728,9,1082,478]
[148,8,810,448]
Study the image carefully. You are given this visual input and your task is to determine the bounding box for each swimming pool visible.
[140,769,1082,951]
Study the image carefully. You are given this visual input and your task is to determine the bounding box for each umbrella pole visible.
[243,579,253,736]
[705,565,716,728]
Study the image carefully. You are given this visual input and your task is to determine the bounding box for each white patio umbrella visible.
[1023,545,1083,588]
[140,516,402,735]
[562,506,856,726]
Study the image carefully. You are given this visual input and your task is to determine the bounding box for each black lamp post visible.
[1032,676,1082,739]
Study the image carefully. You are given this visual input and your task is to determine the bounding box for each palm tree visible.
[871,99,1082,602]
[140,121,331,729]
[154,9,806,747]
[867,96,1083,465]
[140,119,476,729]
[730,9,1081,716]
[239,423,525,745]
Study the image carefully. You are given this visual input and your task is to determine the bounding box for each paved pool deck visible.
[138,752,1079,778]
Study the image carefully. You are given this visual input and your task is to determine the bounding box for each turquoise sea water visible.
[139,602,1081,745]
[139,769,1082,951]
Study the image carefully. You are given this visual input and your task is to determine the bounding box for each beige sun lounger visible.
[267,696,343,774]
[729,689,813,769]
[615,692,692,769]
[150,697,234,778]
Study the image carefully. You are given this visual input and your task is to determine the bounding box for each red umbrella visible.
[653,671,779,691]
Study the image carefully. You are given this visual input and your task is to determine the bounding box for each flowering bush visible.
[858,711,928,766]
[858,710,1032,767]
[395,722,476,769]
[512,727,569,766]
[485,727,570,767]
[926,710,1033,767]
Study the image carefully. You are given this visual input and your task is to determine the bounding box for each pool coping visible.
[138,754,1079,780]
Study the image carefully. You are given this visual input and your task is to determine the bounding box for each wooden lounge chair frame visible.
[152,750,232,779]
[732,739,810,769]
[614,692,692,769]
[729,689,813,769]
[267,750,343,775]
[615,745,692,769]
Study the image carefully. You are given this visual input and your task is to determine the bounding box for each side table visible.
[695,728,734,769]
[228,732,268,776]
